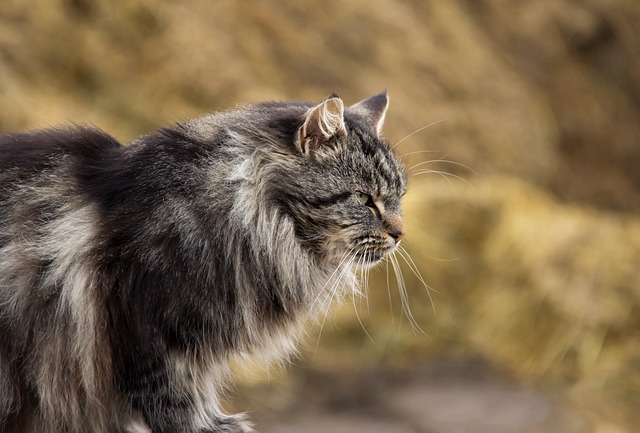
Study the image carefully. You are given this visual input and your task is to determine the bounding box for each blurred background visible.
[2,0,639,432]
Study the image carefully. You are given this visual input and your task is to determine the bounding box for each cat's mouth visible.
[353,246,396,267]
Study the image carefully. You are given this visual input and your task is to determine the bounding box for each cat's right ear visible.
[348,90,389,137]
[297,95,346,156]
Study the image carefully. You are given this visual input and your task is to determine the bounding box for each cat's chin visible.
[352,247,396,269]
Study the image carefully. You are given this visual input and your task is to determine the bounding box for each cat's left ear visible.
[299,94,346,156]
[348,90,389,137]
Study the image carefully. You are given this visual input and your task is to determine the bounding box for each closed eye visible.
[355,192,380,217]
[355,191,374,207]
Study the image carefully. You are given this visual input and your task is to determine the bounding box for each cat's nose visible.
[389,229,404,243]
[386,216,404,244]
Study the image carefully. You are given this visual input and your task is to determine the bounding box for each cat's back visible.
[0,127,125,226]
[0,126,126,264]
[0,126,123,182]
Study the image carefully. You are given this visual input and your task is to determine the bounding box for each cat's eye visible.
[355,192,375,208]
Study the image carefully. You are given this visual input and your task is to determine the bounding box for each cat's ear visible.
[348,90,389,136]
[298,94,346,156]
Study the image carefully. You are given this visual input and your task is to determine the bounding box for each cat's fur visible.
[0,92,406,433]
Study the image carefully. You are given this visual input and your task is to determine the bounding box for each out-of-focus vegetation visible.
[2,0,639,431]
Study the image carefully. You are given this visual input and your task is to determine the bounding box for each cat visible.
[0,91,406,433]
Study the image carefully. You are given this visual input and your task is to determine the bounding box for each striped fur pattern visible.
[0,92,406,433]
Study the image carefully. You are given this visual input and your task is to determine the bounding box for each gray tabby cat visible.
[0,92,406,433]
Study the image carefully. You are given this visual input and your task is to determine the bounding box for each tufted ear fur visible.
[298,95,346,156]
[348,90,389,137]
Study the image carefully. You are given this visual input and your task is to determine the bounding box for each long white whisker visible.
[396,245,438,323]
[365,251,374,314]
[407,158,475,174]
[312,253,356,358]
[411,169,471,186]
[352,252,376,344]
[390,254,409,338]
[399,149,442,159]
[401,238,459,263]
[304,248,355,325]
[390,119,448,152]
[390,252,427,335]
[384,256,395,329]
[365,252,373,314]
[360,252,369,313]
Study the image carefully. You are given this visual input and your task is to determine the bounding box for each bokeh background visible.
[2,1,639,432]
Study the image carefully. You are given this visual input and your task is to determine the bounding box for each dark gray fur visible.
[0,92,406,433]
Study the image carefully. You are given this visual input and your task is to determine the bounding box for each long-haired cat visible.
[0,92,406,433]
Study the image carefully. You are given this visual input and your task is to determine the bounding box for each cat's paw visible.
[202,414,256,433]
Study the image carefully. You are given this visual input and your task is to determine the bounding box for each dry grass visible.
[1,0,640,430]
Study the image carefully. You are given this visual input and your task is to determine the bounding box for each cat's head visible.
[271,92,407,269]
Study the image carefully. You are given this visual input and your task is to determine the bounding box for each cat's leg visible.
[129,388,255,433]
[201,413,255,433]
[120,358,254,433]
[0,346,20,431]
[111,294,254,432]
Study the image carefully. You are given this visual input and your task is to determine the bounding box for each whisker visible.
[399,149,441,159]
[312,254,356,358]
[402,238,459,263]
[366,251,375,308]
[407,158,475,175]
[390,119,449,152]
[410,169,471,186]
[396,245,438,324]
[304,248,355,326]
[352,253,376,344]
[364,251,372,314]
[358,252,368,312]
[390,252,427,335]
[384,256,395,329]
[376,119,449,173]
[390,253,413,332]
[357,256,365,310]
[352,293,376,344]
